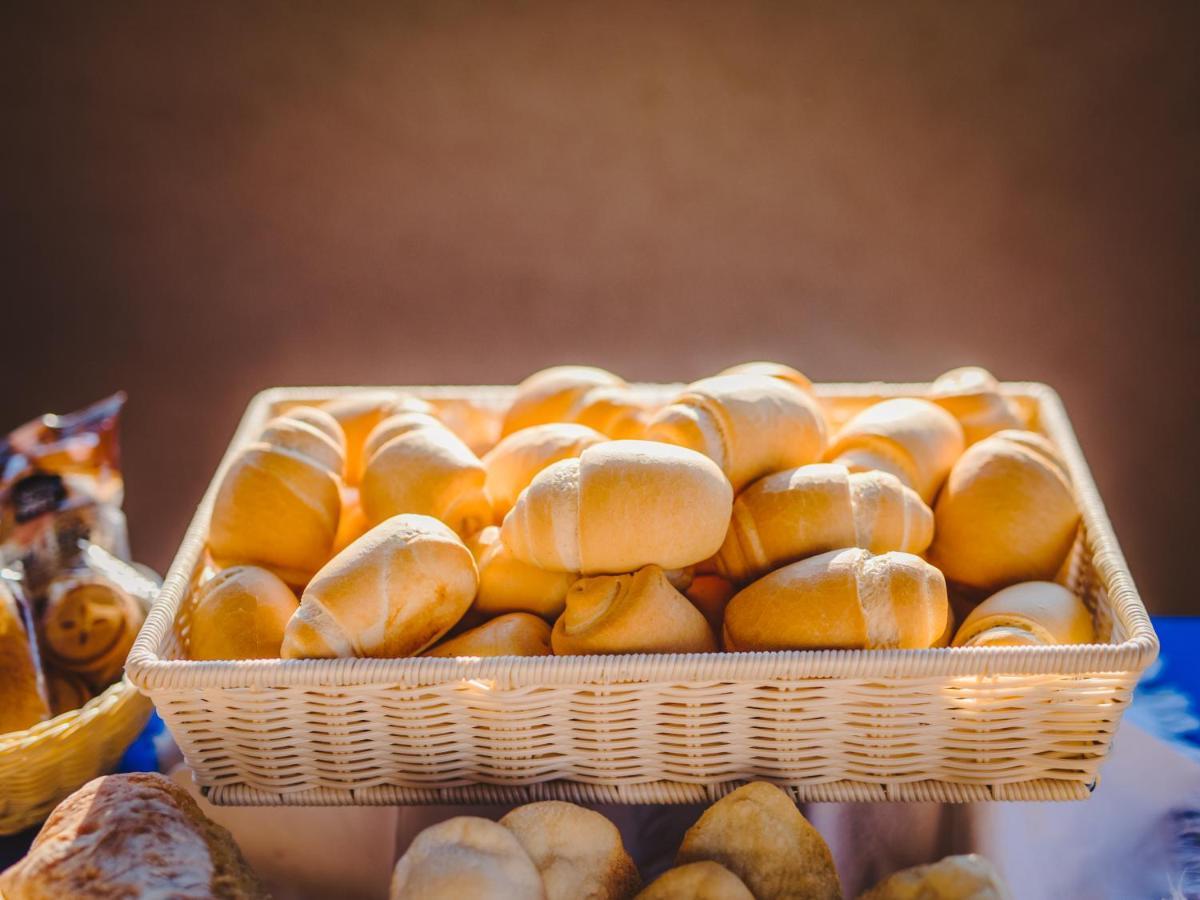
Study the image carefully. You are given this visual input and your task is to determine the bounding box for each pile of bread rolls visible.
[188,363,1095,662]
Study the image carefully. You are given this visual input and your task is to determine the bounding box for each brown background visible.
[2,2,1197,612]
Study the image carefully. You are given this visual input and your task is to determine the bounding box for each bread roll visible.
[501,440,733,574]
[484,423,607,520]
[41,573,145,690]
[500,801,641,900]
[715,464,933,583]
[929,431,1079,591]
[362,412,447,466]
[0,773,265,899]
[952,581,1094,647]
[424,613,552,657]
[552,565,716,655]
[282,515,477,659]
[857,853,1010,900]
[44,666,94,716]
[565,385,654,440]
[826,398,965,503]
[502,365,627,437]
[323,392,433,485]
[429,396,504,455]
[723,548,948,651]
[646,374,827,491]
[208,442,341,585]
[469,526,577,620]
[332,485,371,556]
[186,565,299,660]
[360,416,492,538]
[0,580,50,733]
[684,575,737,638]
[280,404,346,447]
[929,367,1024,446]
[259,410,346,477]
[717,361,814,394]
[676,781,841,900]
[637,862,753,900]
[390,816,544,900]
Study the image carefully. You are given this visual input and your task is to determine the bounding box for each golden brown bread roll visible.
[208,442,341,586]
[551,565,716,655]
[952,581,1094,647]
[928,430,1079,591]
[717,361,814,394]
[390,816,544,900]
[0,580,50,733]
[646,373,828,491]
[723,548,948,651]
[322,392,434,485]
[424,613,552,657]
[714,464,934,583]
[332,484,371,556]
[637,861,754,900]
[564,385,654,440]
[483,423,607,520]
[41,573,145,690]
[361,412,447,466]
[929,367,1024,446]
[186,565,299,660]
[857,853,1011,900]
[684,575,737,638]
[282,515,478,659]
[468,526,577,620]
[360,415,492,538]
[259,408,346,478]
[43,666,94,716]
[500,801,641,900]
[502,365,627,437]
[676,781,842,900]
[0,772,266,899]
[826,398,965,503]
[501,440,733,575]
[280,404,346,446]
[429,396,504,455]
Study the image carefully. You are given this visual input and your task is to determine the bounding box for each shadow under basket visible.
[127,383,1158,806]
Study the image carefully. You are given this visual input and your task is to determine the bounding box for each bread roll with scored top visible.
[0,580,50,733]
[717,361,814,394]
[424,613,552,657]
[501,440,733,575]
[282,515,477,659]
[0,773,265,899]
[360,415,492,538]
[468,526,577,620]
[502,365,627,437]
[826,398,965,503]
[500,801,641,900]
[676,781,842,900]
[259,407,346,477]
[637,861,754,900]
[715,463,934,583]
[564,385,654,440]
[952,581,1094,647]
[483,423,607,520]
[208,442,341,586]
[322,392,433,485]
[186,565,299,660]
[552,565,716,655]
[857,853,1011,900]
[41,573,145,690]
[929,430,1079,591]
[723,548,948,651]
[646,373,828,491]
[390,816,544,900]
[929,367,1024,446]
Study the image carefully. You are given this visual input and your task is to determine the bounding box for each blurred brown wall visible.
[3,2,1197,612]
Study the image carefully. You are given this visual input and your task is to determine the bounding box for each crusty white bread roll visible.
[723,548,948,651]
[390,816,544,900]
[280,404,346,447]
[429,396,504,455]
[929,367,1024,446]
[41,574,146,690]
[0,773,266,899]
[360,416,492,538]
[552,565,717,655]
[281,515,477,659]
[857,853,1011,900]
[322,392,434,485]
[676,781,841,900]
[332,485,371,556]
[825,398,965,503]
[502,365,627,437]
[483,423,607,520]
[259,409,346,478]
[501,440,733,575]
[952,581,1094,647]
[424,613,552,657]
[684,575,737,639]
[716,361,814,394]
[500,801,641,900]
[186,565,299,660]
[929,430,1079,591]
[468,526,577,620]
[362,412,447,465]
[714,464,933,583]
[646,373,828,491]
[564,385,654,440]
[0,580,50,733]
[636,861,753,900]
[208,442,341,586]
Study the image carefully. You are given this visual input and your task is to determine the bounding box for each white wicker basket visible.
[127,383,1157,806]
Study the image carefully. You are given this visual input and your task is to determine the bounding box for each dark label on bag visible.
[12,473,67,523]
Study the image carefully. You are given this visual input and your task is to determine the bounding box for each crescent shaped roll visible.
[714,463,933,583]
[423,613,552,657]
[186,565,299,660]
[468,526,577,620]
[723,548,948,651]
[929,367,1024,446]
[483,423,607,520]
[282,515,477,659]
[716,361,813,394]
[502,365,627,437]
[389,817,544,900]
[645,374,827,491]
[501,440,733,574]
[322,392,432,485]
[952,581,1095,647]
[258,412,346,478]
[564,385,654,440]
[636,862,753,900]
